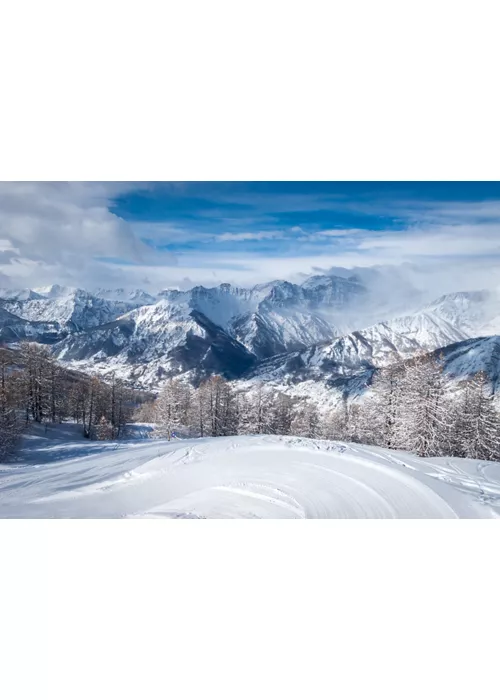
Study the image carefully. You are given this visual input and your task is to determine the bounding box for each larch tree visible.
[453,371,500,461]
[392,355,450,457]
[154,378,184,439]
[291,399,321,439]
[0,347,21,458]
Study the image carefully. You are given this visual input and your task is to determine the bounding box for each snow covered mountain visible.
[53,303,256,387]
[0,307,63,344]
[436,335,500,391]
[12,275,364,385]
[237,291,500,408]
[1,275,364,355]
[157,275,364,357]
[93,287,157,305]
[0,288,44,302]
[246,297,475,386]
[2,276,500,392]
[255,289,500,369]
[1,285,144,331]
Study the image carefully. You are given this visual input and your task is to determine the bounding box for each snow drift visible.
[1,434,499,518]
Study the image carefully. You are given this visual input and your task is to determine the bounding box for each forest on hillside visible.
[142,354,500,462]
[0,343,147,457]
[2,343,500,463]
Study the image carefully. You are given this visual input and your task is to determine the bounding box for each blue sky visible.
[1,182,500,291]
[109,181,500,264]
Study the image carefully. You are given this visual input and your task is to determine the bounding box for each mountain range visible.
[1,275,500,400]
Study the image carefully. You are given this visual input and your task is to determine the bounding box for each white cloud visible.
[355,224,500,257]
[0,182,176,288]
[2,185,500,297]
[215,230,284,242]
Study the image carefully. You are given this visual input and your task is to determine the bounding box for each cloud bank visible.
[1,182,500,298]
[0,182,176,289]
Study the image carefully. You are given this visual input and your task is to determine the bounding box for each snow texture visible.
[1,432,499,518]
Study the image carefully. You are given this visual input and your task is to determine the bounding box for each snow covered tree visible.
[108,373,132,438]
[323,406,348,441]
[360,364,406,448]
[154,378,184,439]
[323,394,362,442]
[291,399,321,438]
[189,380,210,437]
[83,375,103,438]
[199,375,239,437]
[452,371,500,460]
[252,383,268,434]
[0,407,21,459]
[391,354,450,457]
[238,383,272,435]
[267,392,295,435]
[218,380,239,436]
[133,398,157,423]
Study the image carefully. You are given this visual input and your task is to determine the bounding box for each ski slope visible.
[1,433,500,518]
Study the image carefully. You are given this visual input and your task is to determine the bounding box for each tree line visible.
[3,344,500,463]
[147,355,500,462]
[0,342,146,457]
[138,376,301,440]
[339,355,500,461]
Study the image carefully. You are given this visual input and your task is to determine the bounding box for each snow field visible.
[1,434,499,518]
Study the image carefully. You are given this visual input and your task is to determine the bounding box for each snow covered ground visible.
[1,431,500,518]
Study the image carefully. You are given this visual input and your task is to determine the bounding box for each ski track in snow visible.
[1,435,500,518]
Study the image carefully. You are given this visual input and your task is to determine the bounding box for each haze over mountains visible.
[1,268,500,400]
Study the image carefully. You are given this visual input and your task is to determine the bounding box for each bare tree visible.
[452,371,500,460]
[392,355,450,457]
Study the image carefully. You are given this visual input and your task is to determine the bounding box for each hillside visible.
[1,433,499,518]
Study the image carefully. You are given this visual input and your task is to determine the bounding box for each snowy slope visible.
[39,275,365,384]
[53,303,256,387]
[158,275,363,356]
[0,306,64,343]
[92,287,157,305]
[3,280,500,392]
[1,434,499,518]
[437,335,500,390]
[1,275,362,361]
[2,286,140,330]
[246,292,495,387]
